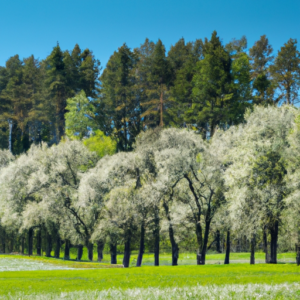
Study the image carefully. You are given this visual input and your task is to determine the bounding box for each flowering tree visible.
[0,141,99,259]
[224,105,296,264]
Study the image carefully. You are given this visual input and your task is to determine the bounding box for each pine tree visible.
[191,31,233,137]
[249,35,275,105]
[226,36,252,124]
[99,44,140,151]
[43,44,70,143]
[168,38,204,128]
[270,38,300,105]
[137,39,173,128]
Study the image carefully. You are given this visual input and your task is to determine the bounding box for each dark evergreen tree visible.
[270,38,300,105]
[43,44,69,143]
[191,31,234,137]
[249,35,275,105]
[99,44,140,151]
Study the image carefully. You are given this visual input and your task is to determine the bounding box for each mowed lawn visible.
[1,255,300,297]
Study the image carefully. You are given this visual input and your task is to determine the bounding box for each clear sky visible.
[1,0,299,70]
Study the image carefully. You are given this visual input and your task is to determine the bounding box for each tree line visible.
[1,106,300,267]
[0,31,300,267]
[0,32,300,154]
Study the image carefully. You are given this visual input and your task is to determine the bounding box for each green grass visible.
[2,251,297,267]
[0,254,122,269]
[32,247,298,266]
[0,263,300,297]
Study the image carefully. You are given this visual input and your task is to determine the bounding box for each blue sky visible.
[1,0,299,70]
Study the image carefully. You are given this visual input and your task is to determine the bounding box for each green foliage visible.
[250,151,287,188]
[83,130,117,157]
[249,35,275,105]
[65,90,97,139]
[191,31,234,136]
[99,44,141,151]
[270,38,300,105]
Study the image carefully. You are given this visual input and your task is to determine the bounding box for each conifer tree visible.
[99,44,140,151]
[270,38,300,105]
[148,40,172,127]
[168,38,204,128]
[43,44,69,143]
[191,31,233,137]
[249,35,275,105]
[136,39,175,128]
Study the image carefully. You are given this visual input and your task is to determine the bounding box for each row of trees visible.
[0,44,100,153]
[1,32,300,153]
[1,106,300,266]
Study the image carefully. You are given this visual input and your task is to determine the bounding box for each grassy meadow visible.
[1,252,300,299]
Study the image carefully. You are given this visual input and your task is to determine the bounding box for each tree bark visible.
[54,236,61,258]
[21,235,25,254]
[224,230,230,264]
[110,243,117,264]
[97,240,105,262]
[77,245,83,261]
[88,243,93,261]
[199,220,211,265]
[136,222,145,267]
[296,244,300,266]
[269,221,278,264]
[64,240,70,260]
[263,226,269,263]
[196,220,202,265]
[153,208,160,266]
[28,228,33,256]
[1,231,5,254]
[123,236,131,268]
[250,234,255,265]
[163,201,179,266]
[46,232,52,257]
[9,234,14,253]
[159,85,163,127]
[36,229,42,256]
[216,230,221,253]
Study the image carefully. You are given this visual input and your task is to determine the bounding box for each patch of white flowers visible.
[0,258,75,272]
[2,284,300,299]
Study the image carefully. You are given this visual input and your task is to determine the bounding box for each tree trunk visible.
[216,230,221,253]
[263,226,269,263]
[21,235,25,254]
[163,201,179,266]
[1,230,6,254]
[36,229,42,256]
[196,217,203,265]
[54,235,61,258]
[28,228,33,256]
[199,220,211,265]
[296,244,300,266]
[9,234,14,253]
[64,240,70,260]
[77,245,83,261]
[123,236,131,268]
[224,230,230,264]
[8,120,13,153]
[46,232,52,257]
[153,208,160,266]
[88,243,93,261]
[136,222,145,267]
[97,240,105,262]
[159,85,163,127]
[250,234,255,265]
[269,221,278,264]
[110,243,117,264]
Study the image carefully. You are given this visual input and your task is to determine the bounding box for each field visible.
[1,253,300,299]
